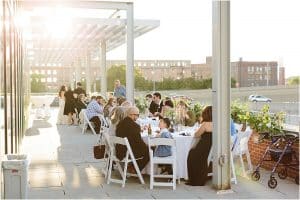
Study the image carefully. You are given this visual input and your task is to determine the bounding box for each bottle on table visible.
[148,123,152,136]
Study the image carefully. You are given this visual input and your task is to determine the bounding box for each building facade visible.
[29,57,280,92]
[231,58,278,87]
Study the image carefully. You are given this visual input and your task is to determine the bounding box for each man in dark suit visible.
[148,92,163,116]
[74,82,86,97]
[116,106,149,171]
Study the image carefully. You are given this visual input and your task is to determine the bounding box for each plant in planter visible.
[248,105,286,141]
[231,99,249,130]
[269,111,286,138]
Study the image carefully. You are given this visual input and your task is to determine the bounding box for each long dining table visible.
[137,117,199,180]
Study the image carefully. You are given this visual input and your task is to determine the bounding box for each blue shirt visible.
[154,128,173,157]
[230,118,236,137]
[230,118,238,149]
[86,100,103,120]
[114,85,126,98]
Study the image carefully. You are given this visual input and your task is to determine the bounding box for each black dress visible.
[187,132,212,186]
[63,90,76,115]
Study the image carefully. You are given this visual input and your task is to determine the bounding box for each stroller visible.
[251,132,299,189]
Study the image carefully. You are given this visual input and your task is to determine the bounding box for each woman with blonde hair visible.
[108,106,125,136]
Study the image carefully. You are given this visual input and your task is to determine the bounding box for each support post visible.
[212,0,231,190]
[126,2,134,103]
[101,41,107,98]
[86,50,91,96]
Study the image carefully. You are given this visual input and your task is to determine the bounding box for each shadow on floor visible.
[25,127,40,136]
[32,119,53,128]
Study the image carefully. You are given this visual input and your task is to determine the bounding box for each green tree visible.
[106,65,150,91]
[287,76,300,85]
[31,74,47,93]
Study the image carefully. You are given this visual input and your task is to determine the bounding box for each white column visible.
[75,57,81,85]
[212,0,231,190]
[86,50,91,95]
[101,41,107,98]
[126,2,134,103]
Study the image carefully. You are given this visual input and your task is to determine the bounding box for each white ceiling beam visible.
[19,1,132,10]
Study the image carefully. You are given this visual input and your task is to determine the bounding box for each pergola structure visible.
[19,1,159,102]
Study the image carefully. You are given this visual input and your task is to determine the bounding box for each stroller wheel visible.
[251,171,260,181]
[295,175,299,185]
[278,168,288,179]
[268,177,277,189]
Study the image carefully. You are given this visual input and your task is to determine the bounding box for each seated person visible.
[154,117,173,174]
[186,105,212,186]
[160,98,174,119]
[108,106,125,136]
[85,96,104,134]
[154,117,173,157]
[116,106,149,172]
[184,110,196,127]
[149,92,163,117]
[230,118,237,148]
[75,94,87,114]
[103,97,116,118]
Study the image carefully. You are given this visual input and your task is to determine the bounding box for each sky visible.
[106,0,300,78]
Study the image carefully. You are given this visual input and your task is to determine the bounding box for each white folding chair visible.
[232,129,253,176]
[207,146,238,184]
[148,137,177,190]
[98,114,110,134]
[81,110,97,135]
[99,127,111,179]
[107,136,145,187]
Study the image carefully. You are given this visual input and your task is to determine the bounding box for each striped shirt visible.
[86,100,103,120]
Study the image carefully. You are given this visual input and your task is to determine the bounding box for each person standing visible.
[57,85,67,125]
[113,80,126,98]
[64,86,76,125]
[73,82,86,97]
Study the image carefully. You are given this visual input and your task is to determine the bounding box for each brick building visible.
[30,57,280,91]
[278,67,285,85]
[231,58,278,87]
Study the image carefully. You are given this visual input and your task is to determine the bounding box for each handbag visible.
[93,144,106,159]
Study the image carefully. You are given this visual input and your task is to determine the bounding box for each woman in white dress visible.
[57,85,67,125]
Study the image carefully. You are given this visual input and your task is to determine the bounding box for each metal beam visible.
[212,0,231,190]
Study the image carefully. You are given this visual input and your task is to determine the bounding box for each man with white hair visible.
[116,106,149,172]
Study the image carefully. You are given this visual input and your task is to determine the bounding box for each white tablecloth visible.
[141,126,198,180]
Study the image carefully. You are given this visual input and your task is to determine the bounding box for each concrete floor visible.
[20,108,299,199]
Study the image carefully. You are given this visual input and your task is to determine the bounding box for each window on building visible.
[35,70,39,74]
[41,78,46,83]
[47,70,51,75]
[53,78,57,82]
[47,78,52,82]
[53,70,57,75]
[41,70,45,74]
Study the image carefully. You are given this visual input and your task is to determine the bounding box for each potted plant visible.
[134,96,148,116]
[231,99,249,131]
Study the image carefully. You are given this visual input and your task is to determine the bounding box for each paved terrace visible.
[20,108,299,199]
